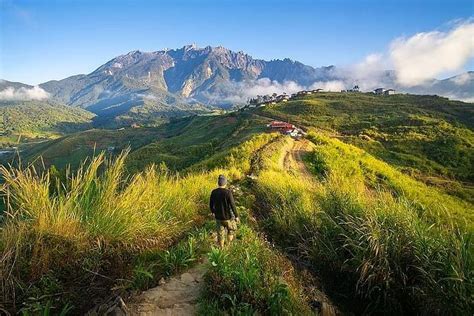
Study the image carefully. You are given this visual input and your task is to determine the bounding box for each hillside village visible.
[243,86,397,108]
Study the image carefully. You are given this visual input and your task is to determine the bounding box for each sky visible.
[1,0,473,85]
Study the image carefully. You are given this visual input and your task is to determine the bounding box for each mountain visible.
[0,79,32,91]
[38,45,336,117]
[402,72,474,102]
[2,46,472,126]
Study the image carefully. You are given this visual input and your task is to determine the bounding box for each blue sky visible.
[1,0,473,85]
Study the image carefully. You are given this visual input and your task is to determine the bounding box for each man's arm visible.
[209,190,215,214]
[228,190,238,219]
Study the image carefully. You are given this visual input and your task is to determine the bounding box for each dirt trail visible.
[282,138,315,182]
[105,137,323,316]
[126,264,206,316]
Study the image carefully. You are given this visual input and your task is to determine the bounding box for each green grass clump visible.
[199,224,313,315]
[130,225,213,290]
[254,134,473,314]
[189,132,280,174]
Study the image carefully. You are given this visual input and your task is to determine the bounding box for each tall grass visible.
[0,132,279,313]
[0,151,220,311]
[200,224,313,315]
[306,133,473,230]
[254,134,473,314]
[188,132,279,174]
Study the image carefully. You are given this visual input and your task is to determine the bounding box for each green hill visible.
[1,92,473,315]
[256,92,474,201]
[15,112,270,172]
[0,100,94,146]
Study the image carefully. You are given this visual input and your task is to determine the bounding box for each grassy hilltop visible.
[0,100,94,146]
[0,93,473,315]
[257,92,474,202]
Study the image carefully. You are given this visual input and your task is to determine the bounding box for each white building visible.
[374,88,396,95]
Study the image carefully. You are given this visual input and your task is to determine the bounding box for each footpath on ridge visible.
[126,264,207,316]
[95,136,337,316]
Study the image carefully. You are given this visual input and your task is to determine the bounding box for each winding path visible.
[127,264,206,316]
[283,138,316,182]
[111,136,329,316]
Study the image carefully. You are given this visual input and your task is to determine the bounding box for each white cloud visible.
[204,78,305,104]
[354,53,387,75]
[450,72,471,85]
[240,78,303,96]
[0,86,50,101]
[309,80,346,91]
[390,22,474,86]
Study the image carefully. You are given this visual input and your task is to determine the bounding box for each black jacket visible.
[210,188,238,220]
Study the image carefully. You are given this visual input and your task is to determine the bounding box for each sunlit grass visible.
[254,133,473,314]
[199,224,313,315]
[0,132,278,313]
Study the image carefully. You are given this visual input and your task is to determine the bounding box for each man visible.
[209,175,239,248]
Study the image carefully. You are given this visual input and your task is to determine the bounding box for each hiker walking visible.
[209,175,239,248]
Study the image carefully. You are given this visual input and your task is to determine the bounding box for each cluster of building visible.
[292,89,325,97]
[248,93,290,106]
[247,89,327,108]
[266,120,305,138]
[341,85,360,93]
[242,85,397,110]
[374,88,396,95]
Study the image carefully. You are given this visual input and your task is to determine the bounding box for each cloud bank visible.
[450,71,472,85]
[208,22,474,104]
[203,78,305,104]
[0,86,50,101]
[309,80,346,92]
[390,21,474,86]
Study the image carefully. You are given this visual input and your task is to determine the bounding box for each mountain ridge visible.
[37,45,337,112]
[1,45,473,124]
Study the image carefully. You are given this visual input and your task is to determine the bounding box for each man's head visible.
[218,174,227,187]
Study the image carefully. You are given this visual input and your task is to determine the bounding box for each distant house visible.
[267,121,296,132]
[344,85,360,93]
[267,121,305,138]
[374,88,384,95]
[312,88,324,93]
[131,123,141,128]
[374,88,396,95]
[296,91,308,96]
